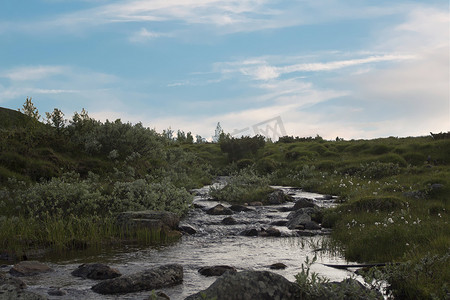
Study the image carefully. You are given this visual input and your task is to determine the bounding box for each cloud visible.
[129,28,168,42]
[1,66,67,81]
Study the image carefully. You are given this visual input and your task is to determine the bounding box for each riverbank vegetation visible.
[1,100,449,298]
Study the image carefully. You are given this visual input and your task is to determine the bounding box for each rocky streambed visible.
[0,184,369,299]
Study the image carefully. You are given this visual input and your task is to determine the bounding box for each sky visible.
[0,0,449,140]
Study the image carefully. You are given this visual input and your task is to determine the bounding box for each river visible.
[1,184,358,299]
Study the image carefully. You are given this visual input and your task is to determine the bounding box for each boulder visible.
[248,202,263,207]
[116,210,180,231]
[229,205,253,212]
[269,263,287,270]
[270,220,288,226]
[206,204,233,216]
[92,264,183,295]
[259,227,281,237]
[221,217,237,225]
[178,225,197,235]
[9,261,54,277]
[185,270,303,300]
[288,207,323,223]
[71,263,121,280]
[292,198,316,210]
[286,212,311,230]
[198,266,237,277]
[0,272,47,299]
[303,221,321,230]
[267,190,293,205]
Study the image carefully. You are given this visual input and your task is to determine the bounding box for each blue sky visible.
[1,0,449,140]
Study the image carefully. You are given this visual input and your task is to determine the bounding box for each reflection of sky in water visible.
[10,186,357,300]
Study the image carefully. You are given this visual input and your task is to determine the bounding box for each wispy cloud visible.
[1,66,67,81]
[129,28,168,42]
[216,54,416,81]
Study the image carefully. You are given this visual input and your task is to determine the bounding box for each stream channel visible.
[1,183,361,299]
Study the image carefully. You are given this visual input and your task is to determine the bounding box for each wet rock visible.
[292,198,316,210]
[277,207,292,212]
[248,201,263,207]
[270,220,288,226]
[48,288,66,296]
[92,264,183,295]
[221,217,237,225]
[198,266,237,277]
[0,272,47,299]
[302,221,321,230]
[288,207,323,223]
[229,205,253,212]
[179,225,197,235]
[286,212,311,230]
[259,227,281,237]
[240,228,259,237]
[9,261,54,277]
[207,204,233,215]
[116,210,180,231]
[71,263,121,280]
[269,263,287,270]
[185,270,303,300]
[267,190,293,205]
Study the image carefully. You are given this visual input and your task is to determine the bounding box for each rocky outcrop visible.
[116,210,180,232]
[0,272,47,299]
[185,270,303,300]
[71,263,121,280]
[91,264,183,295]
[206,204,233,215]
[198,266,237,277]
[287,207,323,230]
[9,261,54,277]
[240,227,281,237]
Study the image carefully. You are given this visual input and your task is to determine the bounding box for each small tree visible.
[20,97,40,121]
[213,122,223,143]
[46,108,65,132]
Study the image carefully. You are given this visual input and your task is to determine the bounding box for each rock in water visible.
[0,272,47,299]
[221,217,237,225]
[71,263,121,280]
[267,190,293,204]
[292,198,316,210]
[9,261,54,277]
[91,264,183,295]
[185,270,303,300]
[206,204,233,215]
[198,266,237,277]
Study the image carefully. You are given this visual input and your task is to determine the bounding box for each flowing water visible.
[1,184,359,299]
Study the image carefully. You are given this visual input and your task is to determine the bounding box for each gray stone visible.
[185,270,304,300]
[71,263,121,280]
[292,198,316,210]
[0,272,47,299]
[259,227,281,237]
[48,288,66,296]
[206,204,233,216]
[178,225,197,235]
[286,212,311,230]
[92,264,183,295]
[9,261,53,277]
[267,190,293,205]
[198,266,237,277]
[221,217,237,225]
[240,228,259,237]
